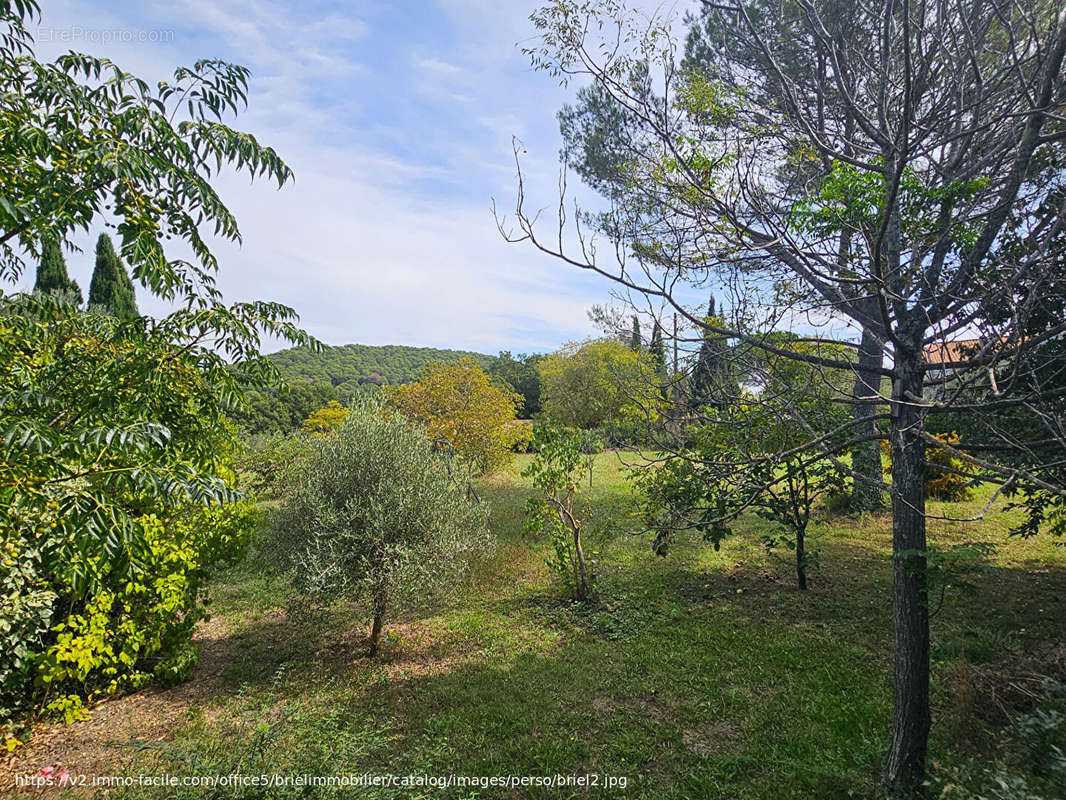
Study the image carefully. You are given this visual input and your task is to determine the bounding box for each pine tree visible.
[692,295,735,408]
[629,315,641,350]
[34,237,82,305]
[88,233,138,318]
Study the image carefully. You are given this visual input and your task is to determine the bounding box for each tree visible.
[280,405,488,655]
[300,400,350,436]
[487,351,543,418]
[649,319,665,377]
[641,342,852,589]
[538,339,659,429]
[385,359,525,474]
[33,237,81,305]
[0,0,311,738]
[691,295,737,408]
[558,1,889,510]
[524,424,594,600]
[87,233,138,319]
[509,1,1066,793]
[630,315,641,350]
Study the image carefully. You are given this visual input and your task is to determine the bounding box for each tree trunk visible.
[795,526,807,591]
[883,352,930,798]
[572,524,589,601]
[851,322,886,512]
[367,586,388,656]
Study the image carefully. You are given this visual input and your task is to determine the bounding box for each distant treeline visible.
[234,344,541,432]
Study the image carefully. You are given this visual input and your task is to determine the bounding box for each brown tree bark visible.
[883,350,930,797]
[367,586,388,656]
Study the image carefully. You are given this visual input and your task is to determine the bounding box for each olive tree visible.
[280,404,489,655]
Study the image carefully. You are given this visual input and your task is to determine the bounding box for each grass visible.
[45,453,1066,798]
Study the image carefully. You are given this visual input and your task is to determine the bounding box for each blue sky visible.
[25,0,694,354]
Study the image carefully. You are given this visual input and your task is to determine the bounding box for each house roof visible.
[922,339,981,367]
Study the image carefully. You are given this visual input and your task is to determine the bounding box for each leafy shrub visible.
[930,680,1066,799]
[882,431,976,501]
[0,297,301,746]
[1,497,257,741]
[300,400,350,436]
[926,432,977,501]
[278,404,488,654]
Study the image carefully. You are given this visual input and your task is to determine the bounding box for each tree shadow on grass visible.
[117,603,892,800]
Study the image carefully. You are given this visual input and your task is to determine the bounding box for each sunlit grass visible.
[97,452,1065,799]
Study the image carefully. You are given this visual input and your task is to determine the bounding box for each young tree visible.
[87,233,138,318]
[281,405,488,655]
[524,423,595,600]
[642,343,851,589]
[33,237,81,305]
[507,1,1066,792]
[385,358,525,473]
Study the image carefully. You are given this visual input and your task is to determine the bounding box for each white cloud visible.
[414,56,464,75]
[23,0,640,354]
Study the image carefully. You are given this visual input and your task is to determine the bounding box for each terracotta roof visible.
[922,339,980,367]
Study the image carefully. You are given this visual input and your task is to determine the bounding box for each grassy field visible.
[12,452,1066,799]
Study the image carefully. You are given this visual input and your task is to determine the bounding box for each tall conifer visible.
[88,233,138,318]
[629,315,641,350]
[692,295,735,407]
[34,237,82,305]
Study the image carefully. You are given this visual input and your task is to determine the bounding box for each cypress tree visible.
[692,295,735,407]
[649,319,666,375]
[630,315,641,351]
[88,233,138,318]
[649,319,671,403]
[34,237,83,305]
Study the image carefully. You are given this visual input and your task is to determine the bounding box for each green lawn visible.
[92,453,1065,799]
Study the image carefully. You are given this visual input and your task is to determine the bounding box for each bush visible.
[1,499,256,741]
[234,432,314,500]
[930,680,1066,799]
[882,431,976,502]
[278,404,488,655]
[0,298,290,746]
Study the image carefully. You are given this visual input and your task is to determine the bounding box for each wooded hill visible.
[236,343,494,432]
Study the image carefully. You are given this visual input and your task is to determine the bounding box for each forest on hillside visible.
[233,344,541,432]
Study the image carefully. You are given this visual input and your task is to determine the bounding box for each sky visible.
[23,0,693,355]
